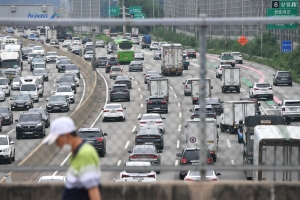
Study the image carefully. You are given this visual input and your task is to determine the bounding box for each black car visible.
[28,108,50,128]
[105,57,119,73]
[65,64,80,79]
[82,37,92,44]
[273,71,293,86]
[15,112,45,139]
[129,61,143,72]
[95,57,107,68]
[0,106,13,125]
[185,49,196,58]
[20,33,28,39]
[57,76,77,93]
[189,105,216,119]
[84,47,93,54]
[35,38,44,44]
[46,95,70,112]
[135,127,164,150]
[206,98,223,116]
[146,95,168,113]
[110,84,130,102]
[78,127,107,157]
[114,75,132,89]
[31,26,37,31]
[176,147,213,179]
[33,68,49,81]
[71,48,81,55]
[21,49,31,59]
[10,94,34,111]
[57,59,72,73]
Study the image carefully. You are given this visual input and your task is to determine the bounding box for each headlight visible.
[16,124,22,127]
[35,122,42,127]
[4,116,9,119]
[2,147,9,152]
[71,83,75,86]
[26,101,32,104]
[62,103,67,107]
[6,86,8,89]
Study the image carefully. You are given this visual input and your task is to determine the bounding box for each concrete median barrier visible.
[0,32,104,183]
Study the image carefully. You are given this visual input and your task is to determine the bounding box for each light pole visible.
[92,27,96,71]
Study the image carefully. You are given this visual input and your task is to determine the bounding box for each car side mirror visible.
[10,98,12,100]
[103,133,107,136]
[143,74,145,75]
[145,100,148,102]
[239,120,243,125]
[109,88,111,90]
[10,141,14,145]
[215,67,218,69]
[134,130,138,134]
[189,109,192,112]
[278,103,281,106]
[46,98,49,101]
[273,74,275,76]
[137,118,141,120]
[127,150,132,153]
[56,81,58,83]
[216,124,219,128]
[162,117,166,119]
[123,107,126,109]
[219,56,220,58]
[176,153,182,157]
[287,121,291,125]
[211,86,213,89]
[216,172,221,176]
[258,103,261,106]
[158,150,163,153]
[182,82,185,84]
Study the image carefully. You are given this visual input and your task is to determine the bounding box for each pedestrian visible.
[43,116,102,200]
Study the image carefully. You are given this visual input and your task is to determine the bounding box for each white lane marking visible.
[132,126,136,133]
[137,113,141,119]
[170,87,173,91]
[52,152,72,176]
[231,160,235,165]
[54,79,56,82]
[227,139,231,148]
[177,140,180,148]
[146,67,149,69]
[135,81,138,85]
[127,72,130,74]
[75,75,86,111]
[90,70,109,127]
[179,112,182,118]
[7,129,15,135]
[140,95,142,99]
[175,160,178,166]
[50,70,52,72]
[174,94,177,98]
[210,60,215,62]
[40,106,42,108]
[51,90,53,94]
[53,84,55,87]
[117,160,121,166]
[131,76,134,80]
[138,87,141,91]
[189,74,193,77]
[124,141,130,149]
[178,102,180,107]
[178,125,181,131]
[141,103,143,108]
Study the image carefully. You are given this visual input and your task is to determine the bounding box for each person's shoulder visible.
[77,143,98,158]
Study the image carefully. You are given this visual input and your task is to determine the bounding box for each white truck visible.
[0,51,23,82]
[220,100,258,134]
[149,78,169,102]
[185,118,219,162]
[253,125,300,181]
[219,52,235,67]
[221,68,241,93]
[161,44,183,76]
[191,78,213,104]
[46,29,57,43]
[131,27,139,36]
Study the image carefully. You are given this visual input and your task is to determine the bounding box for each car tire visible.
[240,61,243,64]
[270,95,273,100]
[102,118,106,122]
[165,109,168,114]
[7,155,12,164]
[274,82,277,86]
[122,117,125,121]
[99,151,105,157]
[12,150,15,161]
[289,82,293,86]
[220,123,226,132]
[216,74,218,78]
[179,173,185,180]
[236,88,240,93]
[127,98,130,102]
[184,92,187,96]
[110,98,113,102]
[238,137,243,144]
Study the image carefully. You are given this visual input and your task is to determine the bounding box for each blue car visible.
[28,33,37,41]
[237,126,243,143]
[6,27,14,34]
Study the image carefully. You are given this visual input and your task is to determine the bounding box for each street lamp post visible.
[92,28,96,71]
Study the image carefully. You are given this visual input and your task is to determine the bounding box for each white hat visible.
[43,117,76,145]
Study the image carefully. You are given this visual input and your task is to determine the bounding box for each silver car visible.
[183,78,199,96]
[131,37,139,45]
[96,40,105,48]
[134,50,144,60]
[184,170,221,181]
[11,77,20,90]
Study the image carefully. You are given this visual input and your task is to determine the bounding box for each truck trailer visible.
[161,44,183,76]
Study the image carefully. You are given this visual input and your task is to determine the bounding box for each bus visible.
[114,39,134,64]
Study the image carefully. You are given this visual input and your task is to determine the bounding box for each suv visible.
[232,52,243,64]
[105,57,119,73]
[182,78,199,96]
[189,105,216,119]
[17,26,25,32]
[249,82,273,100]
[58,76,77,93]
[0,135,15,164]
[15,112,45,139]
[82,37,91,44]
[65,64,80,79]
[110,66,123,79]
[0,78,10,97]
[115,76,132,89]
[206,98,223,116]
[110,84,130,102]
[78,128,107,157]
[279,100,300,120]
[146,95,168,113]
[273,71,292,86]
[219,52,235,67]
[176,147,213,180]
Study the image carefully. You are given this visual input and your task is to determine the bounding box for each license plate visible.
[117,92,122,93]
[25,132,33,134]
[110,110,116,113]
[171,68,176,71]
[148,122,155,125]
[145,142,153,144]
[282,78,287,80]
[261,89,267,91]
[17,105,24,107]
[154,108,160,110]
[53,107,60,109]
[290,108,298,111]
[125,57,128,59]
[133,177,143,180]
[191,162,200,165]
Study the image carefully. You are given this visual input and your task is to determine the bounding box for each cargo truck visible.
[241,116,289,180]
[141,34,151,49]
[40,28,46,36]
[45,29,57,43]
[131,27,139,37]
[191,78,213,104]
[149,78,169,102]
[221,68,241,93]
[219,52,235,67]
[253,125,300,181]
[161,44,183,76]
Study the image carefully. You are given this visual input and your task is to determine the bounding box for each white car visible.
[38,176,66,183]
[0,134,15,164]
[28,44,36,51]
[150,42,159,51]
[134,50,144,60]
[184,170,221,182]
[131,37,139,45]
[84,51,94,60]
[32,46,44,56]
[110,66,123,79]
[119,161,157,181]
[249,82,273,100]
[102,103,126,122]
[44,51,59,62]
[158,41,168,50]
[55,85,75,104]
[0,78,10,97]
[11,77,20,90]
[62,40,72,47]
[279,100,300,120]
[232,52,243,64]
[0,88,5,101]
[215,64,232,78]
[71,41,81,48]
[138,113,166,133]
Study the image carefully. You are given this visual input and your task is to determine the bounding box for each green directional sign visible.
[129,6,142,14]
[266,8,298,29]
[134,13,145,18]
[107,6,120,16]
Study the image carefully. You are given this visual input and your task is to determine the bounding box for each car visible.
[110,84,130,102]
[138,113,166,134]
[21,49,31,60]
[124,32,131,39]
[19,33,28,39]
[95,57,107,68]
[107,46,114,54]
[131,37,139,45]
[189,105,216,119]
[71,41,82,49]
[184,170,221,181]
[153,50,161,60]
[206,98,223,116]
[150,42,159,51]
[33,62,46,70]
[184,49,196,58]
[38,176,66,183]
[28,44,37,51]
[84,46,93,54]
[158,41,168,50]
[30,26,37,31]
[84,51,94,60]
[182,78,199,96]
[0,135,15,164]
[96,40,105,48]
[62,40,72,47]
[30,57,45,71]
[0,106,13,125]
[273,71,292,86]
[55,85,75,104]
[32,68,49,81]
[129,61,143,72]
[0,88,6,101]
[77,127,107,157]
[127,145,162,173]
[105,57,120,73]
[63,73,79,87]
[15,112,45,139]
[0,78,10,97]
[110,66,123,79]
[28,108,50,128]
[82,37,92,44]
[232,52,243,64]
[65,64,80,79]
[35,38,44,44]
[6,27,14,34]
[219,52,235,67]
[176,147,213,179]
[102,103,126,122]
[27,52,38,64]
[11,77,20,90]
[71,47,81,55]
[215,64,232,78]
[147,75,163,90]
[10,94,33,111]
[44,51,59,63]
[249,82,273,100]
[134,50,144,60]
[279,100,300,120]
[135,127,164,150]
[57,59,72,72]
[143,70,161,84]
[46,95,70,113]
[114,76,132,89]
[17,26,25,32]
[146,95,168,114]
[119,161,156,180]
[32,46,45,56]
[72,37,80,41]
[56,56,69,65]
[57,76,77,93]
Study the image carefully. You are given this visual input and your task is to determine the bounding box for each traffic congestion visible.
[1,25,300,183]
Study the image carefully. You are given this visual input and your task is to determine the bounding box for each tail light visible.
[124,90,129,92]
[118,54,120,59]
[185,85,188,89]
[209,178,218,181]
[282,108,285,111]
[180,158,187,164]
[276,76,280,79]
[185,178,194,182]
[136,136,143,139]
[147,174,156,178]
[210,151,215,154]
[103,110,109,112]
[156,121,162,124]
[154,135,161,138]
[121,174,130,178]
[161,100,167,104]
[254,88,259,90]
[207,157,213,164]
[220,68,222,70]
[110,70,112,73]
[118,64,120,66]
[268,88,272,90]
[140,122,147,124]
[95,138,103,142]
[194,52,196,54]
[147,101,153,104]
[117,110,123,112]
[193,97,198,100]
[191,115,198,119]
[130,155,139,159]
[149,155,158,159]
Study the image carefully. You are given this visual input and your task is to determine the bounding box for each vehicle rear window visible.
[111,68,121,71]
[278,72,290,76]
[183,150,200,160]
[284,101,300,106]
[119,43,132,50]
[133,146,155,154]
[78,131,101,138]
[106,104,121,109]
[256,84,270,88]
[221,65,232,69]
[115,81,129,84]
[113,86,127,90]
[149,97,164,101]
[142,115,160,120]
[139,129,160,135]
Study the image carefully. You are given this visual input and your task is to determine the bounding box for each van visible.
[20,76,43,99]
[17,26,24,33]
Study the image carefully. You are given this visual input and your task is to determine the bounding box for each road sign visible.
[107,6,120,16]
[272,1,298,8]
[281,40,292,52]
[272,1,280,8]
[129,6,142,14]
[267,8,298,29]
[238,35,248,46]
[134,13,145,19]
[130,14,134,18]
[189,136,196,143]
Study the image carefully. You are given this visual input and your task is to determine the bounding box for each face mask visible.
[61,135,72,153]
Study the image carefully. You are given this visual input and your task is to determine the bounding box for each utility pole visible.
[122,0,125,34]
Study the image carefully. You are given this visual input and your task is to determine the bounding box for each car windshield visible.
[19,114,41,122]
[13,77,20,82]
[78,131,100,138]
[49,96,66,101]
[112,86,127,90]
[59,77,73,83]
[146,71,159,75]
[133,146,156,154]
[13,95,30,100]
[34,69,47,73]
[256,83,270,88]
[28,109,46,117]
[106,104,121,109]
[284,101,300,106]
[119,43,133,50]
[33,46,43,50]
[57,87,72,92]
[29,53,38,57]
[0,107,8,113]
[59,60,71,64]
[0,79,7,85]
[66,65,79,70]
[98,57,107,61]
[34,64,45,68]
[0,137,8,145]
[21,84,36,91]
[47,52,57,56]
[142,115,161,120]
[221,54,234,60]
